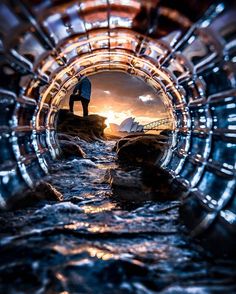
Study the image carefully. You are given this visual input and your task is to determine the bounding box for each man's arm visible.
[73,81,82,95]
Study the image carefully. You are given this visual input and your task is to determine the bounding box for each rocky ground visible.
[8,111,176,209]
[57,109,107,142]
[56,111,175,204]
[1,112,236,293]
[12,111,174,210]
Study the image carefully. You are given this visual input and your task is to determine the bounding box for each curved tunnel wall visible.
[0,0,236,253]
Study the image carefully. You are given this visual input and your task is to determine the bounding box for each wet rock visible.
[112,137,131,152]
[106,167,175,202]
[160,129,173,137]
[113,133,168,152]
[57,109,106,142]
[57,133,79,142]
[35,202,82,214]
[106,168,144,189]
[111,134,174,201]
[8,181,63,209]
[106,168,152,202]
[116,134,169,166]
[142,166,176,200]
[33,181,64,202]
[71,158,97,169]
[59,140,86,159]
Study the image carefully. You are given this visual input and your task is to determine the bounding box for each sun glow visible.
[103,110,116,128]
[94,109,133,128]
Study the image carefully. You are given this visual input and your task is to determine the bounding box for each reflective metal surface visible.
[0,0,236,254]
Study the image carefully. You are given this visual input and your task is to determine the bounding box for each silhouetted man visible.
[69,76,91,116]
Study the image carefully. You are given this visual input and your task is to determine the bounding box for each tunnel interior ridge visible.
[0,0,236,255]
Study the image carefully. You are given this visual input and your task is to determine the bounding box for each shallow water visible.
[0,141,236,294]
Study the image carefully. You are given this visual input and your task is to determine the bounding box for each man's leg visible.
[81,99,89,117]
[69,95,74,113]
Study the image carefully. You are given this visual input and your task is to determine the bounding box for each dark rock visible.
[121,133,168,141]
[105,168,152,201]
[111,134,175,201]
[57,133,79,142]
[59,139,86,159]
[113,134,169,152]
[106,167,176,202]
[142,166,176,200]
[57,109,106,142]
[106,168,144,189]
[116,135,169,166]
[33,181,64,201]
[112,137,131,152]
[7,181,63,210]
[160,129,173,137]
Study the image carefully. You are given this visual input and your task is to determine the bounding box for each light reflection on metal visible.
[0,0,236,254]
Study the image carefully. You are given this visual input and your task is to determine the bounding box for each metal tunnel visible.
[0,0,236,255]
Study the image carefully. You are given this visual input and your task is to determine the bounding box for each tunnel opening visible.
[1,1,236,290]
[59,71,174,136]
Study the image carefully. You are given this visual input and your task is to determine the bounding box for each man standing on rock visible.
[69,76,91,116]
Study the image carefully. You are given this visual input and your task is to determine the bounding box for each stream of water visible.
[0,140,236,293]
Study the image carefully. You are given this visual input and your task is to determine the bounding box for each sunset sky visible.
[62,71,169,126]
